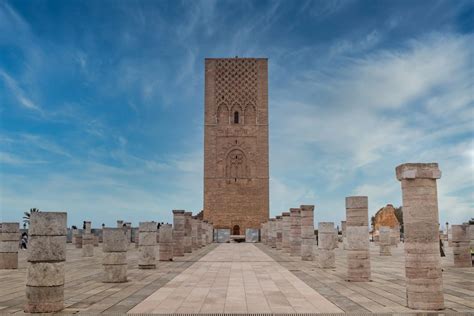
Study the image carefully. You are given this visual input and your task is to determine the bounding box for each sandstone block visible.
[0,252,18,269]
[103,264,127,283]
[28,236,67,262]
[102,228,128,252]
[27,262,65,286]
[29,212,67,236]
[25,285,64,312]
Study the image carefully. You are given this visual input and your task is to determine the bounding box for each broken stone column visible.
[208,222,214,243]
[318,222,336,268]
[341,220,347,249]
[391,225,400,247]
[379,226,391,256]
[138,222,157,269]
[124,222,132,245]
[396,163,444,310]
[203,220,210,245]
[268,218,276,248]
[117,220,124,228]
[290,208,301,256]
[74,229,82,249]
[102,228,127,283]
[264,222,269,245]
[282,212,291,252]
[191,218,198,250]
[159,224,173,261]
[93,234,99,247]
[300,205,314,261]
[184,212,192,253]
[470,224,474,258]
[25,212,67,313]
[196,220,203,248]
[260,222,266,244]
[451,224,471,267]
[172,210,185,256]
[72,227,78,245]
[346,196,371,282]
[82,221,94,257]
[275,216,283,250]
[0,222,20,269]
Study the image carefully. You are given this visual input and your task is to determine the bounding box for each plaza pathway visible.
[0,241,472,314]
[129,243,342,313]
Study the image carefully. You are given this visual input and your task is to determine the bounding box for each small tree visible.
[23,208,40,226]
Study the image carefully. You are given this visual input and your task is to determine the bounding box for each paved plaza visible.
[0,242,472,314]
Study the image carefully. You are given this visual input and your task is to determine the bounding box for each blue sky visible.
[1,0,473,228]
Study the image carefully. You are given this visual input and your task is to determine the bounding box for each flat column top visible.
[396,163,441,180]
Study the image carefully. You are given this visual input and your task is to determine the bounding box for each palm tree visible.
[23,208,40,226]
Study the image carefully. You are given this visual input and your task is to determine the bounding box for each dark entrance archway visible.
[232,225,240,235]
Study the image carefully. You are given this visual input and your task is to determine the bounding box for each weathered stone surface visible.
[184,212,193,253]
[82,225,94,257]
[345,196,368,210]
[451,224,471,267]
[27,262,65,286]
[318,222,335,268]
[0,252,18,269]
[346,197,370,282]
[102,228,128,252]
[24,285,64,313]
[1,222,20,233]
[138,245,156,268]
[396,162,444,310]
[203,58,269,234]
[139,222,156,232]
[396,162,441,180]
[75,234,83,249]
[103,264,127,283]
[102,227,128,283]
[102,252,127,265]
[300,205,314,261]
[26,212,66,313]
[290,208,301,257]
[29,213,67,236]
[139,232,157,246]
[159,224,173,261]
[173,210,185,256]
[138,222,157,269]
[268,218,276,248]
[379,226,392,256]
[28,236,67,262]
[281,212,290,252]
[275,216,283,250]
[0,240,19,253]
[191,219,199,249]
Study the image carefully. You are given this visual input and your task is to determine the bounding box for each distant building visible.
[374,204,400,232]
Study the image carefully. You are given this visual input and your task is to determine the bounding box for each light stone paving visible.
[129,243,343,314]
[0,241,473,314]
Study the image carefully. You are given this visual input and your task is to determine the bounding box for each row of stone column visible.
[16,210,214,313]
[261,205,315,261]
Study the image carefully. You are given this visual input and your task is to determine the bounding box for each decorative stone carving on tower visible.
[204,58,269,234]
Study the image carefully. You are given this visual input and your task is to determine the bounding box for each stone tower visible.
[203,58,269,235]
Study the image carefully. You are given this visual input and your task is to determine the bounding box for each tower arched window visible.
[234,111,239,124]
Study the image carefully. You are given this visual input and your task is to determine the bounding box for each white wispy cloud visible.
[270,32,473,223]
[0,70,41,112]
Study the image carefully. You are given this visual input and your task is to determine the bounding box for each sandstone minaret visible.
[203,58,269,234]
